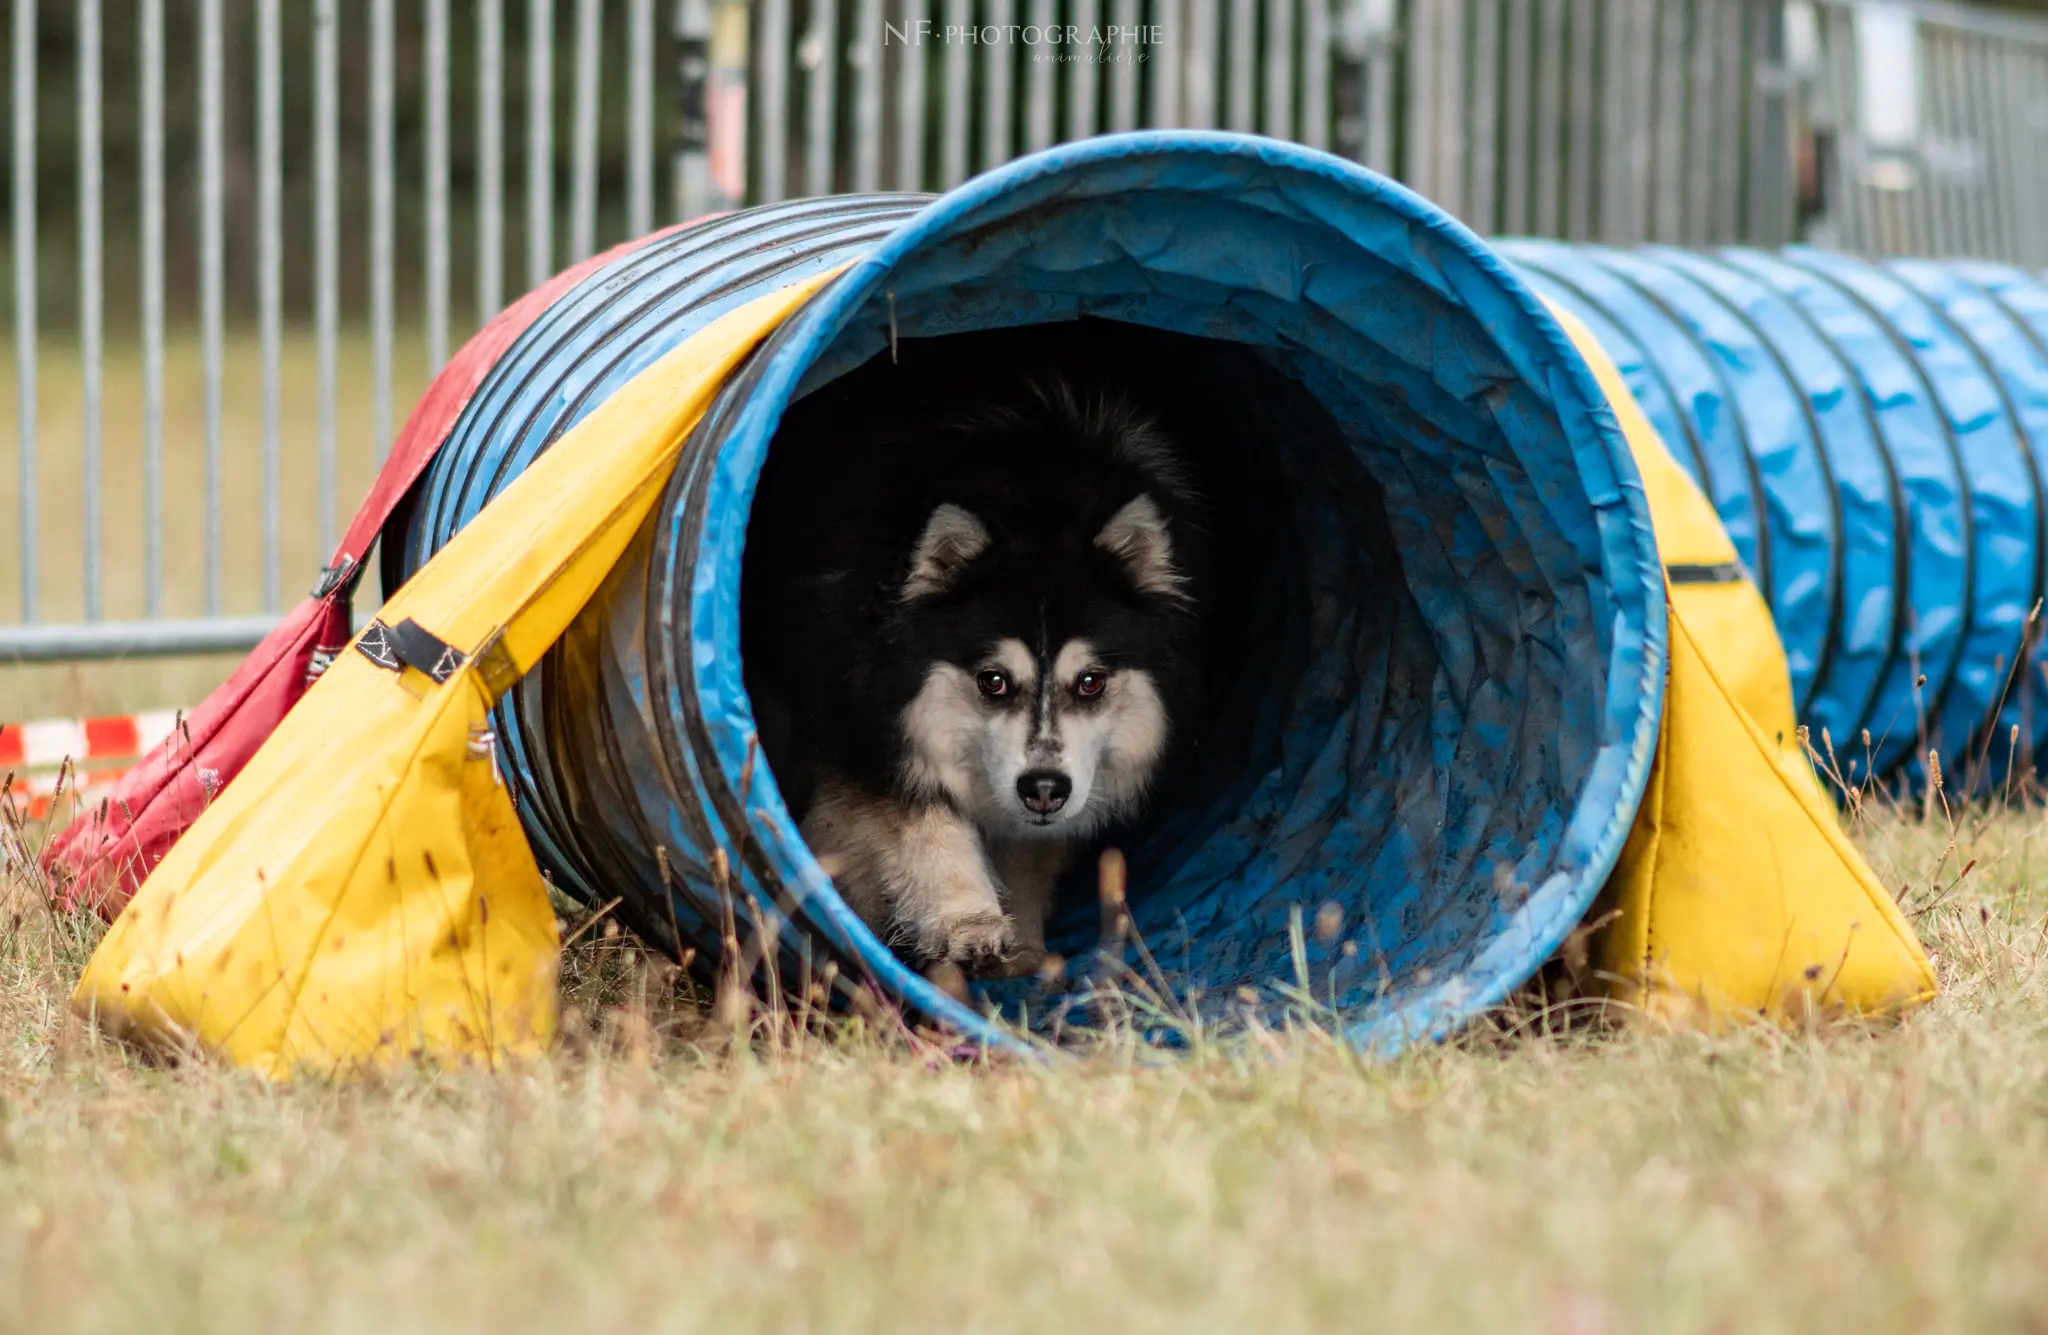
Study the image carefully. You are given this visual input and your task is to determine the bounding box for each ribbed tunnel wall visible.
[388,135,1666,1052]
[1500,242,2048,789]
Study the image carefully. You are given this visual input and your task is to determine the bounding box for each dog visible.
[743,351,1209,978]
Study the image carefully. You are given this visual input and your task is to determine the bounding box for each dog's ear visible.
[1095,494,1184,599]
[902,503,992,600]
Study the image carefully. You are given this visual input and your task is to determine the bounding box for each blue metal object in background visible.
[391,133,1667,1052]
[1499,242,2048,787]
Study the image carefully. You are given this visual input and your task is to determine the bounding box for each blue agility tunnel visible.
[1500,242,2048,789]
[386,133,1672,1050]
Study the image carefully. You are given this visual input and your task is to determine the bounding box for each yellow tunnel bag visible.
[1546,302,1936,1025]
[72,271,847,1079]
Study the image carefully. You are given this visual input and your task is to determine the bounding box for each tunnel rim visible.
[670,131,1669,1050]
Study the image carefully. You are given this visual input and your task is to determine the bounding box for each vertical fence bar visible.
[983,0,1014,169]
[1226,0,1253,133]
[1653,0,1685,240]
[372,0,395,462]
[1154,0,1186,131]
[1749,0,1792,244]
[1185,0,1218,129]
[201,0,225,616]
[1813,0,1860,252]
[571,0,603,252]
[1071,0,1101,138]
[1969,35,2005,260]
[1301,0,1329,148]
[1111,0,1140,133]
[141,0,163,618]
[529,0,556,284]
[1682,0,1712,243]
[1406,0,1439,200]
[854,0,883,187]
[1261,0,1294,139]
[941,0,969,186]
[1025,0,1055,150]
[260,0,283,612]
[428,0,451,370]
[480,0,505,319]
[1565,0,1596,239]
[1982,38,2019,263]
[1711,0,1743,242]
[1364,0,1393,174]
[1502,0,1532,232]
[80,0,104,621]
[10,0,32,623]
[759,0,791,200]
[630,0,656,234]
[894,0,927,188]
[2011,46,2048,269]
[1533,0,1564,235]
[805,0,839,195]
[1630,0,1656,241]
[1600,0,1630,239]
[1930,31,1963,257]
[1917,27,1950,256]
[317,0,339,557]
[2026,46,2048,269]
[1435,0,1467,219]
[1469,0,1500,231]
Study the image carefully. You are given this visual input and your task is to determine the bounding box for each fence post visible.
[678,0,748,215]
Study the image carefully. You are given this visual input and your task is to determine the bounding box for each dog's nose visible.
[1017,770,1072,815]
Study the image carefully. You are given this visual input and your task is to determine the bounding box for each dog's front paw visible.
[969,946,1047,981]
[916,909,1016,970]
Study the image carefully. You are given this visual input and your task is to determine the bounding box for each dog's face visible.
[895,495,1185,841]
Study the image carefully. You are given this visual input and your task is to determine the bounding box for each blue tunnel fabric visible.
[393,134,1666,1051]
[1498,244,2048,788]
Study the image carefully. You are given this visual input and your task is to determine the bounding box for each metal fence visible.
[3,0,2045,666]
[1811,0,2048,266]
[746,0,1797,240]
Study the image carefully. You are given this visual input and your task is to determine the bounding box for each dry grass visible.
[0,791,2039,1335]
[7,341,2048,1330]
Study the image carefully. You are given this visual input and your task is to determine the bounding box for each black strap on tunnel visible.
[1907,269,2048,774]
[1628,250,1850,726]
[1778,253,1979,759]
[1665,562,1745,585]
[354,617,469,683]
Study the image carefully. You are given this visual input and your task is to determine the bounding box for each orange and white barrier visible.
[1,711,186,823]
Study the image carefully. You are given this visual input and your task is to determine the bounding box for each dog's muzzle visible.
[1016,770,1072,816]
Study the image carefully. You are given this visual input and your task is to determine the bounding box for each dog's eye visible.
[975,670,1010,698]
[1075,671,1109,699]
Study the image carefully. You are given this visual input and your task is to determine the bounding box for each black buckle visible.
[354,617,469,684]
[312,555,359,600]
[1665,561,1745,586]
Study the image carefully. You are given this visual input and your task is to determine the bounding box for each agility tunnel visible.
[67,133,1937,1076]
[1501,242,2048,788]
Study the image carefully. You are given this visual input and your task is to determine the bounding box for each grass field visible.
[7,334,2048,1331]
[0,789,2041,1334]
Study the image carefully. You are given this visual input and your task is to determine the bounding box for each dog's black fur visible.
[741,324,1213,832]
